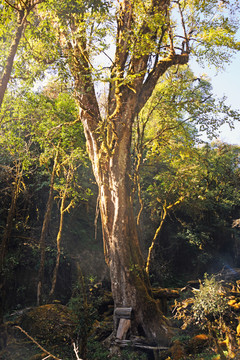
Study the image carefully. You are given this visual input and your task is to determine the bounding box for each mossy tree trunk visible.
[0,162,23,323]
[49,165,74,300]
[37,147,60,306]
[94,128,172,344]
[73,88,178,344]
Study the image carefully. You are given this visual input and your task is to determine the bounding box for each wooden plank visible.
[116,318,131,340]
[115,338,169,350]
[114,307,133,319]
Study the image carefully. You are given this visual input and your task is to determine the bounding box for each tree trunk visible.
[48,197,64,300]
[37,148,60,306]
[49,166,73,299]
[0,163,22,323]
[85,120,172,345]
[0,164,22,269]
[0,11,27,108]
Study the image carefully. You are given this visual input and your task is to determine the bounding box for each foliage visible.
[130,65,240,279]
[192,274,228,326]
[68,276,100,358]
[173,274,240,358]
[137,138,240,285]
[0,81,97,312]
[174,274,229,331]
[69,283,98,335]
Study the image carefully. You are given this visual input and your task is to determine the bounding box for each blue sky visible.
[192,52,240,146]
[211,54,240,146]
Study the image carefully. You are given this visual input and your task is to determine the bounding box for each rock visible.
[18,304,76,344]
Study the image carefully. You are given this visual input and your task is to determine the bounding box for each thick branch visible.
[137,53,189,115]
[62,35,101,148]
[115,0,133,72]
[123,0,170,98]
[3,0,19,11]
[108,0,133,116]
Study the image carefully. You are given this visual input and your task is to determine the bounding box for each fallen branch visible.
[72,341,83,360]
[152,287,179,299]
[15,325,62,360]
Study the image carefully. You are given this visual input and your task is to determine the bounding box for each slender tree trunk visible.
[146,196,184,274]
[77,264,88,359]
[49,167,73,299]
[48,197,65,300]
[0,163,23,323]
[146,206,168,275]
[0,11,27,108]
[37,148,60,306]
[0,164,22,268]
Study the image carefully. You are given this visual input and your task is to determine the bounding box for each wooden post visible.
[114,307,133,340]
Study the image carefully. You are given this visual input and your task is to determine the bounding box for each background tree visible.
[132,66,239,274]
[146,141,240,285]
[0,91,41,322]
[20,86,90,305]
[0,83,92,312]
[0,0,46,107]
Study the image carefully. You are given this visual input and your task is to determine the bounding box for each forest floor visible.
[0,326,74,360]
[0,329,47,360]
[2,270,240,360]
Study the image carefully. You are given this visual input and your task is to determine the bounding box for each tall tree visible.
[37,0,240,344]
[0,0,45,108]
[37,143,60,306]
[0,93,39,322]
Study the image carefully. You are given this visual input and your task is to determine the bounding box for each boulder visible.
[18,304,76,344]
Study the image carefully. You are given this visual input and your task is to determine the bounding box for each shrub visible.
[192,274,228,327]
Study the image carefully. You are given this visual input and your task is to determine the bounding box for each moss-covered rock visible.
[18,304,76,344]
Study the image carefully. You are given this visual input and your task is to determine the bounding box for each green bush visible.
[192,274,228,327]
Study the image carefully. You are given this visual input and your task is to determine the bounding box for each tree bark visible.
[80,108,172,345]
[37,147,60,306]
[0,11,26,108]
[49,166,73,299]
[0,163,22,269]
[0,162,23,323]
